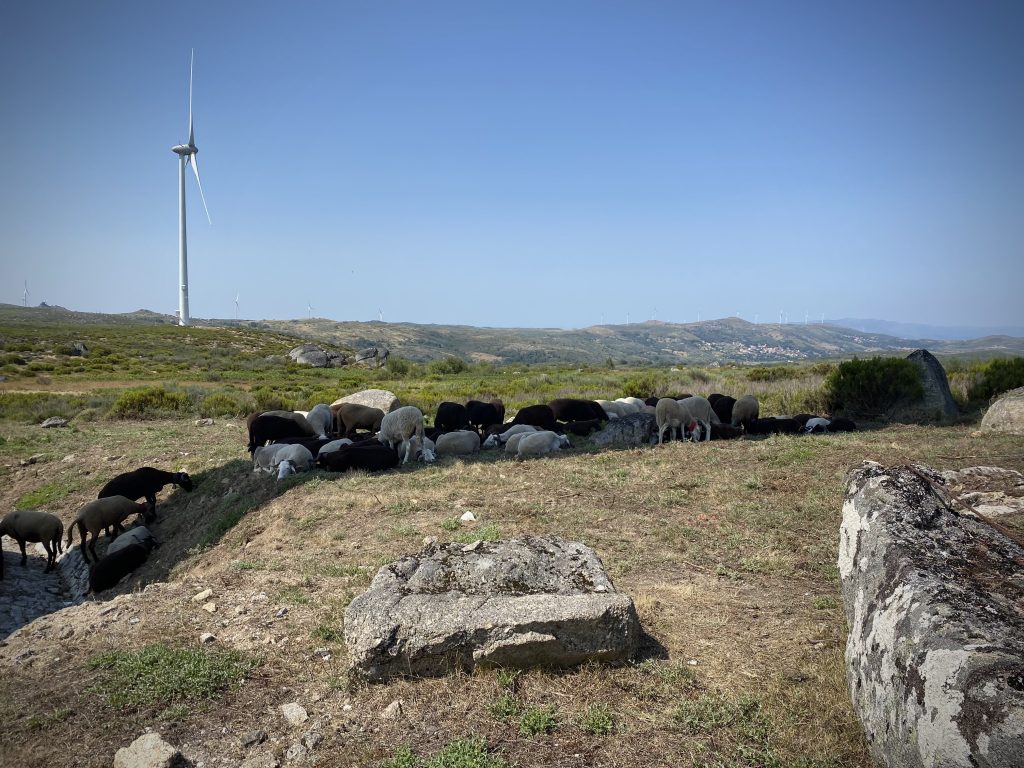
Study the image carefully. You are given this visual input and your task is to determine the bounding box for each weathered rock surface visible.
[331,389,400,413]
[113,732,185,768]
[981,387,1024,436]
[891,348,958,422]
[287,344,347,368]
[839,462,1024,768]
[940,466,1024,520]
[40,416,68,428]
[591,413,657,448]
[345,536,640,681]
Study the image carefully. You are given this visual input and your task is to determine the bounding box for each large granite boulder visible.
[287,344,347,368]
[981,387,1024,436]
[839,462,1024,768]
[890,349,958,422]
[591,413,657,448]
[345,536,640,681]
[331,389,400,413]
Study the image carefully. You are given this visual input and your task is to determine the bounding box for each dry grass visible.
[1,417,1022,767]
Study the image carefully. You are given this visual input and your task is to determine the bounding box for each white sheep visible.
[482,424,538,449]
[305,403,334,439]
[317,438,353,457]
[435,430,481,457]
[253,443,314,473]
[517,430,571,458]
[67,496,149,562]
[615,397,646,412]
[656,398,696,444]
[504,431,533,454]
[731,395,760,428]
[595,400,624,419]
[804,417,831,433]
[377,406,427,464]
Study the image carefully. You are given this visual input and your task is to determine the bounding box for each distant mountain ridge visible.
[831,318,1024,341]
[2,304,1020,365]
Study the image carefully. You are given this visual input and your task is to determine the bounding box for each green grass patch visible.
[383,738,508,768]
[578,703,615,735]
[519,704,559,735]
[86,643,259,708]
[15,480,72,510]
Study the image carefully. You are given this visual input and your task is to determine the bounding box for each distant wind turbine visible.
[779,309,783,324]
[171,49,212,327]
[307,302,313,319]
[378,308,383,322]
[234,292,239,320]
[22,281,29,307]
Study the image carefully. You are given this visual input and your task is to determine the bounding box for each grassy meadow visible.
[1,319,1022,768]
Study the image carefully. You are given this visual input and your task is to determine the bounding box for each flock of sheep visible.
[0,388,855,597]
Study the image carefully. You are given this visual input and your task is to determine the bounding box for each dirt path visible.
[0,540,84,640]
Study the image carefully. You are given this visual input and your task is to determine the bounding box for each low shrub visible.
[824,357,923,416]
[109,386,192,419]
[622,372,659,399]
[199,390,254,418]
[967,357,1024,403]
[428,356,468,375]
[747,365,798,382]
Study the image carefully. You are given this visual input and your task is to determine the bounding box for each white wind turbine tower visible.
[171,49,211,327]
[22,281,29,307]
[234,292,239,320]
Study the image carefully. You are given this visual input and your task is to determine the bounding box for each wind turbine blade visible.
[188,49,195,146]
[189,155,212,224]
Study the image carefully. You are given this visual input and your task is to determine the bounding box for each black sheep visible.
[510,404,558,431]
[98,467,193,520]
[465,400,502,431]
[711,396,737,424]
[435,401,471,433]
[247,413,312,454]
[89,542,149,594]
[562,419,603,436]
[746,418,802,435]
[710,423,744,440]
[318,443,400,473]
[548,398,607,423]
[827,417,857,432]
[791,413,817,428]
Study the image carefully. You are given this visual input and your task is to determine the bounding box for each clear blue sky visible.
[1,1,1021,329]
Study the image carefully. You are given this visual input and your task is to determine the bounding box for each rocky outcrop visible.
[287,344,347,368]
[591,413,657,448]
[345,536,640,681]
[113,732,185,768]
[331,389,400,413]
[981,387,1024,436]
[940,466,1024,520]
[839,462,1024,768]
[891,349,958,422]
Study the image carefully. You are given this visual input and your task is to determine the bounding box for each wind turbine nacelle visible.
[172,143,196,156]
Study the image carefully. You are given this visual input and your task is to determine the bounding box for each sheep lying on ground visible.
[247,413,313,453]
[318,442,400,473]
[731,395,759,430]
[305,403,334,439]
[67,496,149,563]
[804,417,831,433]
[504,432,533,454]
[317,438,354,457]
[826,417,857,432]
[483,424,539,448]
[0,510,64,577]
[595,400,624,419]
[253,444,315,473]
[106,526,158,556]
[98,466,193,521]
[656,398,697,444]
[562,419,603,436]
[517,430,571,458]
[435,430,481,457]
[89,543,150,594]
[616,397,646,411]
[378,406,429,464]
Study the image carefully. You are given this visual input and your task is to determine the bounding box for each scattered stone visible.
[105,455,122,462]
[275,607,289,618]
[192,588,213,602]
[331,389,400,414]
[241,753,280,768]
[302,731,323,750]
[459,511,476,522]
[285,743,308,762]
[280,702,309,726]
[839,462,1024,768]
[461,540,482,552]
[194,418,215,427]
[380,699,404,719]
[19,454,43,466]
[981,386,1024,436]
[99,604,119,616]
[422,536,437,546]
[40,417,68,429]
[591,413,658,448]
[62,453,77,462]
[940,466,1024,518]
[69,341,88,356]
[112,732,183,768]
[240,730,268,748]
[345,536,641,681]
[202,602,217,613]
[199,633,216,644]
[313,648,331,661]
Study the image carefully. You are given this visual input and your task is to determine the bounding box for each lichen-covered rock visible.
[591,413,657,448]
[981,387,1024,436]
[345,536,640,681]
[287,344,346,368]
[331,389,400,413]
[940,466,1024,520]
[839,462,1024,768]
[112,732,184,768]
[891,349,958,422]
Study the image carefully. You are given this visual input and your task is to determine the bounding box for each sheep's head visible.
[174,472,194,492]
[558,434,571,449]
[482,434,499,449]
[277,460,296,480]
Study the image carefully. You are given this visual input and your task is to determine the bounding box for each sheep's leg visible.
[88,530,99,563]
[43,541,54,572]
[18,538,28,566]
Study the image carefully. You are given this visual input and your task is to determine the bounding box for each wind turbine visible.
[171,49,211,327]
[378,308,383,322]
[234,292,239,320]
[307,302,313,319]
[22,281,29,307]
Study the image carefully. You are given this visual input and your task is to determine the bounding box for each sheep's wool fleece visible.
[345,536,640,681]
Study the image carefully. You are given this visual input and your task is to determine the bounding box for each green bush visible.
[824,357,923,416]
[386,357,413,377]
[199,390,254,418]
[252,387,293,413]
[747,365,798,382]
[967,357,1024,403]
[622,372,658,399]
[109,386,192,419]
[428,356,468,375]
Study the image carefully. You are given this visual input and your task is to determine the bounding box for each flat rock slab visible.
[839,462,1024,768]
[591,413,657,448]
[331,389,400,414]
[345,536,640,681]
[981,386,1024,436]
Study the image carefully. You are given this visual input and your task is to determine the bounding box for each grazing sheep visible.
[826,417,857,433]
[0,510,64,577]
[89,543,150,594]
[549,398,607,422]
[305,404,334,439]
[731,395,760,429]
[644,397,661,408]
[331,403,386,438]
[435,430,482,457]
[711,395,737,425]
[435,402,471,433]
[562,419,603,436]
[253,444,315,473]
[488,397,506,423]
[482,424,538,448]
[678,396,721,426]
[247,413,313,454]
[656,398,697,444]
[517,430,571,458]
[804,417,831,434]
[378,406,427,464]
[262,410,316,433]
[317,438,354,457]
[98,467,193,521]
[510,404,558,431]
[465,400,502,431]
[67,497,149,563]
[318,442,400,473]
[710,423,745,440]
[106,525,158,556]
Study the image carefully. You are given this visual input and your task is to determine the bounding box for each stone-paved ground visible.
[0,539,83,639]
